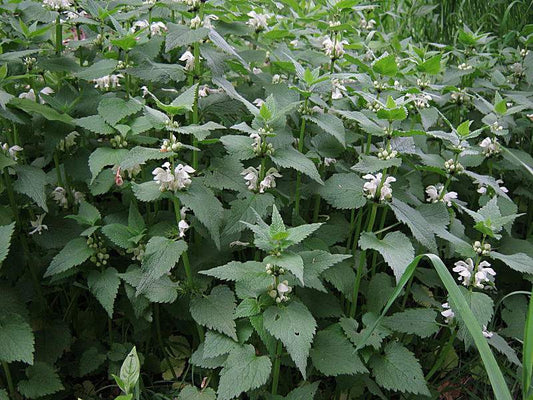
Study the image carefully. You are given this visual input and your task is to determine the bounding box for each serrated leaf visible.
[418,55,441,75]
[382,308,439,338]
[264,252,304,284]
[0,313,34,364]
[79,347,106,376]
[310,325,368,376]
[44,238,93,277]
[17,362,63,398]
[219,135,256,160]
[13,165,48,211]
[9,98,73,125]
[0,222,15,266]
[270,147,323,184]
[97,97,142,127]
[369,342,430,396]
[287,223,322,246]
[318,173,366,209]
[203,331,240,359]
[165,24,209,52]
[359,231,415,282]
[132,181,163,202]
[234,298,261,318]
[300,250,351,291]
[201,260,265,282]
[217,344,271,400]
[77,115,114,135]
[351,155,401,174]
[306,114,346,147]
[390,199,437,253]
[373,54,398,76]
[179,385,216,400]
[101,223,132,249]
[490,252,533,274]
[119,146,169,171]
[88,147,128,183]
[75,59,118,80]
[177,181,223,248]
[263,302,316,377]
[137,236,187,292]
[190,286,237,340]
[87,267,121,318]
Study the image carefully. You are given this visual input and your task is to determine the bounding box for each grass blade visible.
[523,287,533,400]
[356,253,513,400]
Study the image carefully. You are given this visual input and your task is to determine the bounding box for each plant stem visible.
[55,15,62,55]
[271,340,283,395]
[294,98,308,217]
[1,361,14,398]
[350,202,378,317]
[425,329,457,381]
[154,304,179,381]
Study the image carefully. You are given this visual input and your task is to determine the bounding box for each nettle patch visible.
[0,0,532,399]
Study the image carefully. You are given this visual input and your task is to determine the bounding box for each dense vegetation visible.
[0,0,532,399]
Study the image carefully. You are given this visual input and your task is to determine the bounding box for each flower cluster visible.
[92,74,123,90]
[87,236,110,267]
[444,158,464,175]
[152,162,195,192]
[126,243,146,262]
[1,143,23,161]
[19,87,54,104]
[241,166,281,193]
[130,20,167,36]
[363,173,396,202]
[425,184,458,207]
[29,214,48,236]
[453,258,496,290]
[110,134,128,149]
[268,280,292,303]
[160,135,183,152]
[246,11,269,31]
[51,186,84,208]
[377,147,398,160]
[476,179,508,195]
[479,137,501,157]
[441,302,454,324]
[473,241,491,256]
[407,92,432,108]
[322,37,348,59]
[178,207,190,239]
[43,0,72,10]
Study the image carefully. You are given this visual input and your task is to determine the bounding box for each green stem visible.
[271,340,283,395]
[425,329,457,381]
[55,15,62,55]
[1,361,15,398]
[294,98,308,217]
[350,202,378,317]
[154,304,179,381]
[53,151,64,188]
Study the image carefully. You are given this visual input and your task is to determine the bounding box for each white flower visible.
[272,74,281,84]
[482,325,493,338]
[359,18,376,30]
[479,137,501,156]
[152,162,175,191]
[441,303,455,324]
[174,164,195,190]
[73,191,85,205]
[289,39,299,47]
[29,214,48,235]
[322,37,348,59]
[425,184,457,207]
[246,11,269,31]
[276,280,292,302]
[362,173,396,202]
[92,74,123,90]
[458,63,472,71]
[130,20,149,33]
[253,98,265,107]
[19,89,36,102]
[198,85,209,97]
[250,133,262,152]
[51,186,69,208]
[178,207,189,238]
[241,167,259,191]
[474,260,496,289]
[331,78,346,99]
[1,143,23,161]
[259,169,281,193]
[190,16,202,29]
[150,22,167,35]
[179,50,195,71]
[453,258,475,286]
[476,179,508,195]
[43,0,72,10]
[203,14,218,29]
[324,157,336,167]
[253,67,262,75]
[453,258,496,289]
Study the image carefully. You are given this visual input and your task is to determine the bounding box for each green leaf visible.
[203,331,240,359]
[9,98,74,125]
[101,223,132,249]
[264,252,304,284]
[0,313,34,364]
[310,324,368,376]
[376,104,407,121]
[457,120,472,136]
[165,24,209,52]
[287,223,322,245]
[177,181,224,248]
[201,260,265,282]
[120,346,140,395]
[300,250,352,292]
[74,59,118,80]
[137,237,187,292]
[44,238,93,277]
[306,114,346,147]
[88,147,128,183]
[219,135,256,160]
[13,165,48,211]
[17,362,64,399]
[119,146,169,171]
[373,54,398,76]
[270,147,323,184]
[285,382,320,400]
[190,286,237,340]
[369,342,430,396]
[351,155,401,174]
[132,181,162,202]
[68,201,101,226]
[79,347,106,376]
[390,199,437,253]
[359,231,415,282]
[418,54,441,75]
[128,60,185,84]
[263,302,316,377]
[382,308,439,338]
[178,385,216,400]
[234,298,261,318]
[0,222,15,266]
[87,267,121,318]
[217,344,271,400]
[77,115,115,135]
[318,173,366,210]
[98,97,143,126]
[490,252,533,274]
